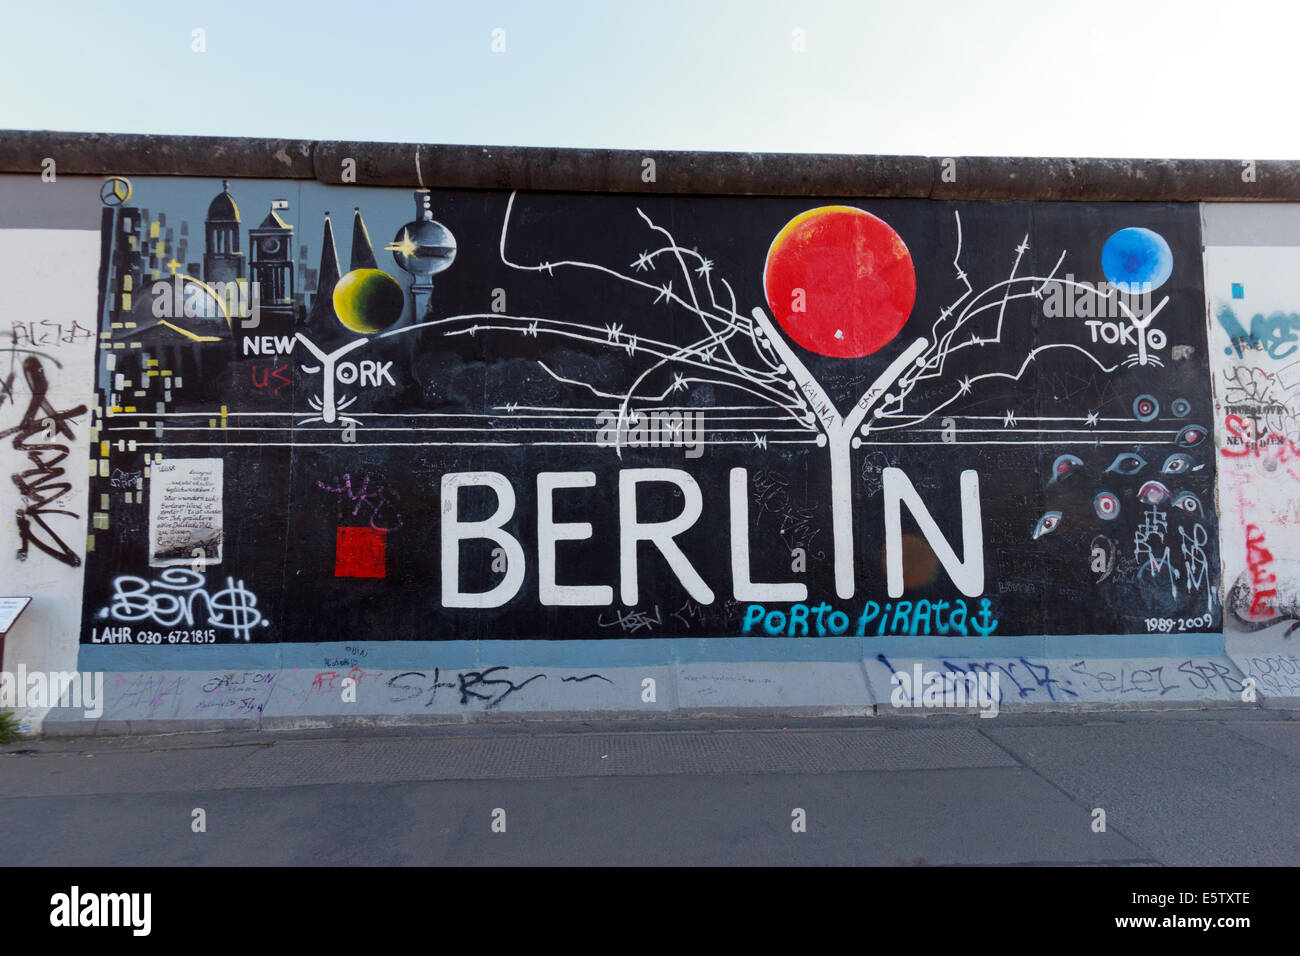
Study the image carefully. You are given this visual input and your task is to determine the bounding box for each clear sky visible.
[1,0,1296,158]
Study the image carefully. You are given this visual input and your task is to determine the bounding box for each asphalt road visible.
[3,709,1297,865]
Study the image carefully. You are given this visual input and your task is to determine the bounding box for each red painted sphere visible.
[764,206,916,359]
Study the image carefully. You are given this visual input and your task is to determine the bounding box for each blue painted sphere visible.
[1101,227,1173,294]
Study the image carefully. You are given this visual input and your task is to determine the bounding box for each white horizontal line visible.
[111,411,797,421]
[935,415,1135,422]
[131,440,822,448]
[494,405,774,412]
[111,425,816,434]
[856,440,1187,446]
[902,428,1179,435]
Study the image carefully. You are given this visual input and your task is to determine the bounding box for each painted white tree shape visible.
[369,199,1150,599]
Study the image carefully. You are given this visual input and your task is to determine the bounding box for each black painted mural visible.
[81,178,1218,644]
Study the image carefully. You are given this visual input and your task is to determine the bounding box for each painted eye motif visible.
[1175,424,1207,448]
[1171,398,1191,418]
[1161,453,1192,475]
[1172,491,1202,515]
[1093,492,1120,520]
[1106,453,1147,475]
[1048,453,1084,484]
[1033,511,1062,539]
[1132,394,1159,422]
[1138,480,1171,505]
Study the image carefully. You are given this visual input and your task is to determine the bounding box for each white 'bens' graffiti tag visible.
[97,567,269,642]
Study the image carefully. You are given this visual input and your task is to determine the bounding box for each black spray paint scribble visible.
[0,355,87,566]
[385,666,608,709]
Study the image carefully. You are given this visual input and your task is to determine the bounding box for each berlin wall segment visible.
[1202,204,1300,701]
[71,176,1218,661]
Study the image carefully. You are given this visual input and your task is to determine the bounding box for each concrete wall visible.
[1203,204,1300,700]
[0,136,1296,733]
[0,176,102,725]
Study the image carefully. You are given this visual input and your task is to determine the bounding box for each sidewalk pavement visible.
[3,708,1297,866]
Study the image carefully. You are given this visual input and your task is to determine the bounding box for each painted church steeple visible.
[203,180,244,285]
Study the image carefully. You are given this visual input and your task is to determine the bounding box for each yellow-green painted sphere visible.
[333,268,405,334]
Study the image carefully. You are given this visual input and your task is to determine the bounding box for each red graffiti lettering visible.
[1222,412,1300,463]
[250,363,292,396]
[1246,524,1277,618]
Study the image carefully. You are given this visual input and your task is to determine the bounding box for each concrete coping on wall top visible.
[2,129,1299,201]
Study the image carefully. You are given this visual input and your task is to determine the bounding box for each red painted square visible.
[335,526,386,578]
